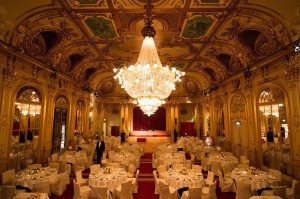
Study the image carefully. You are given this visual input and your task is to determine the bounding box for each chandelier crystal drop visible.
[113,1,185,116]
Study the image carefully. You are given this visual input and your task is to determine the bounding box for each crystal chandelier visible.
[114,0,184,116]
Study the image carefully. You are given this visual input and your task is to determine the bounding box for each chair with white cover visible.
[0,185,16,199]
[181,187,202,199]
[153,170,160,194]
[158,179,178,199]
[172,163,184,170]
[27,164,42,169]
[127,164,136,178]
[217,169,236,192]
[222,162,236,178]
[50,171,69,196]
[2,169,15,185]
[75,170,89,186]
[200,156,210,171]
[240,155,250,165]
[204,171,214,186]
[74,158,86,172]
[261,185,286,198]
[235,180,253,199]
[210,161,221,176]
[90,186,112,199]
[51,153,59,162]
[269,168,282,185]
[152,154,157,169]
[191,165,202,173]
[113,178,133,199]
[202,180,217,199]
[132,169,139,193]
[59,161,69,173]
[73,180,91,199]
[237,163,249,170]
[32,182,50,195]
[90,164,101,173]
[286,179,300,199]
[49,162,60,171]
[157,164,168,179]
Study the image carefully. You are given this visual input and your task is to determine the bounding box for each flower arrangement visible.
[104,166,112,174]
[30,167,41,174]
[26,193,40,199]
[180,167,189,175]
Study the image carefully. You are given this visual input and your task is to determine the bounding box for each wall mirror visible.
[258,86,291,175]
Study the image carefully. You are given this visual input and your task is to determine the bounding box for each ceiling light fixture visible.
[114,0,184,116]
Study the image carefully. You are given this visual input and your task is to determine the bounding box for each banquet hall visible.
[0,0,300,198]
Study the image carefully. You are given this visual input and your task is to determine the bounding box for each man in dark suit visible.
[96,137,105,164]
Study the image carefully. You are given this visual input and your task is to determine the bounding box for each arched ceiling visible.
[0,0,299,99]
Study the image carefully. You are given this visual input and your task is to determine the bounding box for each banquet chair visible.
[51,153,59,162]
[90,186,112,199]
[210,161,221,176]
[286,179,300,199]
[152,154,157,169]
[132,169,140,193]
[202,180,217,199]
[73,180,91,199]
[204,171,214,186]
[237,163,249,170]
[269,168,282,185]
[27,164,42,169]
[200,156,210,171]
[49,162,60,171]
[107,162,120,168]
[32,182,50,195]
[191,165,202,173]
[172,163,184,170]
[235,180,253,199]
[50,171,69,196]
[2,169,15,185]
[75,170,89,186]
[74,158,86,172]
[158,179,178,199]
[217,169,236,192]
[157,164,168,179]
[90,164,101,173]
[127,164,136,178]
[0,185,16,199]
[261,185,286,198]
[59,161,71,174]
[222,162,236,178]
[240,155,250,164]
[114,178,133,199]
[153,170,160,194]
[181,187,202,199]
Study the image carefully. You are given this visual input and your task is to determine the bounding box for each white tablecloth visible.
[250,196,282,199]
[89,167,127,191]
[15,167,57,190]
[165,168,204,190]
[13,193,49,199]
[231,167,277,192]
[58,151,87,165]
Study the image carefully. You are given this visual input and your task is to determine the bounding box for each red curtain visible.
[133,107,166,131]
[180,122,195,136]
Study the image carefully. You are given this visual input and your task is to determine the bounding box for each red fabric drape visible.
[180,122,195,136]
[133,107,166,131]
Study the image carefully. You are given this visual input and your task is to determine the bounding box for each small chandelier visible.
[114,0,184,116]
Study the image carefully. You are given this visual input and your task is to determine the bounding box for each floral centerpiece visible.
[26,193,40,199]
[104,166,113,174]
[180,167,189,175]
[30,167,41,174]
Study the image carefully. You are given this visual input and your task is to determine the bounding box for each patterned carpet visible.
[50,152,236,199]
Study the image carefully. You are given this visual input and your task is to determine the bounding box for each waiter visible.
[96,136,105,164]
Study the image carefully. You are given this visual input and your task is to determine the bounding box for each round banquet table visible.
[89,167,127,191]
[165,168,204,190]
[15,167,58,190]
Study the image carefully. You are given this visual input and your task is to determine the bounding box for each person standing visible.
[96,137,105,164]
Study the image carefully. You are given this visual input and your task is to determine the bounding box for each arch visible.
[16,86,42,103]
[55,94,69,108]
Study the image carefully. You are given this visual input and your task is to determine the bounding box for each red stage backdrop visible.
[133,107,166,131]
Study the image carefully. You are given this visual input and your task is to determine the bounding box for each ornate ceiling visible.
[0,0,300,100]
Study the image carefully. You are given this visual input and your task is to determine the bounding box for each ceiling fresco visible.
[0,0,299,100]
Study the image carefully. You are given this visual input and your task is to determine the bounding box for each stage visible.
[130,130,170,137]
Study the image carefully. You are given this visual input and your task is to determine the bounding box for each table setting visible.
[165,167,204,190]
[89,166,127,191]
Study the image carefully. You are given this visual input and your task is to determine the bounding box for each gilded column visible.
[0,67,16,172]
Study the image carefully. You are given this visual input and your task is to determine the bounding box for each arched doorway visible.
[52,95,68,152]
